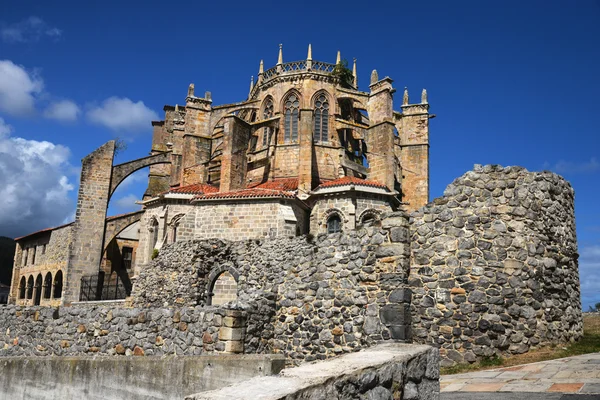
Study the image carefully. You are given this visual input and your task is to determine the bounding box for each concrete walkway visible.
[440,352,600,396]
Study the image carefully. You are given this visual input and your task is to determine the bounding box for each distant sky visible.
[0,0,598,309]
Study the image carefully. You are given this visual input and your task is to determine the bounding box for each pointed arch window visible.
[284,94,299,143]
[314,93,329,142]
[262,98,274,147]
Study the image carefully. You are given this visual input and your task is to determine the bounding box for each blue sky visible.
[0,1,598,309]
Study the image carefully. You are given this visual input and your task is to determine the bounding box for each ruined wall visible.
[0,305,246,357]
[132,212,411,363]
[408,165,582,366]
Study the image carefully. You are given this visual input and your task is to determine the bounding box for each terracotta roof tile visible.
[194,188,296,201]
[315,176,390,191]
[167,183,219,195]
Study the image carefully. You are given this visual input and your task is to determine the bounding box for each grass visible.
[441,314,600,375]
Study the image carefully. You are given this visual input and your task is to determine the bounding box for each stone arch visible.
[103,211,143,253]
[168,213,186,243]
[18,276,26,299]
[322,208,346,234]
[34,274,42,305]
[43,272,53,299]
[53,270,63,299]
[110,152,171,197]
[26,275,34,299]
[358,208,383,225]
[206,266,240,306]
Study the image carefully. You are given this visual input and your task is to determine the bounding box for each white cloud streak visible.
[87,97,158,132]
[43,100,80,121]
[1,17,62,43]
[0,60,43,116]
[543,158,599,174]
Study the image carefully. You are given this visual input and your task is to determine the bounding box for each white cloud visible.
[113,194,142,212]
[543,158,599,174]
[87,97,158,132]
[0,117,11,137]
[580,245,600,311]
[0,119,75,238]
[43,100,80,121]
[1,17,62,43]
[0,60,43,116]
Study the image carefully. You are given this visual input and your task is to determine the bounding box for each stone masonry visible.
[408,165,582,366]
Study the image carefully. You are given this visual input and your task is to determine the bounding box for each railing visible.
[261,61,337,83]
[79,272,130,301]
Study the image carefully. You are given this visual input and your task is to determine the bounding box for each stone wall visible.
[132,211,411,363]
[186,343,439,400]
[0,354,285,400]
[408,165,582,366]
[0,304,247,357]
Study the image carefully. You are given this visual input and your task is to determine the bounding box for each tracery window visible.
[284,94,299,143]
[262,98,274,147]
[313,93,329,142]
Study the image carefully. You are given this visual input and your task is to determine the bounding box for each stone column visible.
[63,141,115,305]
[298,109,313,196]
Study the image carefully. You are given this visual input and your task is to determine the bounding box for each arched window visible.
[360,210,381,225]
[262,98,274,147]
[208,270,238,306]
[327,214,342,234]
[26,276,34,299]
[19,277,26,299]
[43,272,52,299]
[150,218,159,257]
[170,214,184,243]
[34,274,42,305]
[53,271,63,299]
[284,94,299,143]
[313,93,329,142]
[22,248,28,266]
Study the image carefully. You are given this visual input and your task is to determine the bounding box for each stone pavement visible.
[441,352,600,397]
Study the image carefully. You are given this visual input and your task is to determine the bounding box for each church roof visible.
[193,188,296,201]
[315,176,390,191]
[167,183,219,195]
[249,178,299,191]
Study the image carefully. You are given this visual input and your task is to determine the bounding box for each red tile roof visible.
[249,178,299,191]
[194,188,296,201]
[315,176,390,191]
[167,183,219,195]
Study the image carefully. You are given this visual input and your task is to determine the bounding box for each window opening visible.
[34,274,42,305]
[327,215,342,234]
[43,272,52,299]
[122,247,133,270]
[314,93,329,142]
[284,94,299,142]
[19,277,26,299]
[26,276,34,299]
[53,271,63,299]
[31,246,36,265]
[262,98,274,147]
[209,271,238,306]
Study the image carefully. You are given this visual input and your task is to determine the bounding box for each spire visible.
[370,69,379,85]
[187,83,194,97]
[336,50,341,64]
[352,58,357,87]
[277,44,283,65]
[307,44,312,61]
[175,104,179,112]
[421,88,428,104]
[259,59,264,75]
[249,76,254,96]
[403,87,409,106]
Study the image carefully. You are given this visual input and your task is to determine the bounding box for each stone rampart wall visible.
[132,212,411,363]
[408,165,582,366]
[0,304,247,357]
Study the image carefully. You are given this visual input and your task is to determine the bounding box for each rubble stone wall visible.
[408,165,582,366]
[0,304,247,357]
[132,212,411,364]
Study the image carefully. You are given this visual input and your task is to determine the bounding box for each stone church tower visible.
[137,45,432,261]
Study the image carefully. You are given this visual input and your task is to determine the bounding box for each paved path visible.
[440,352,600,396]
